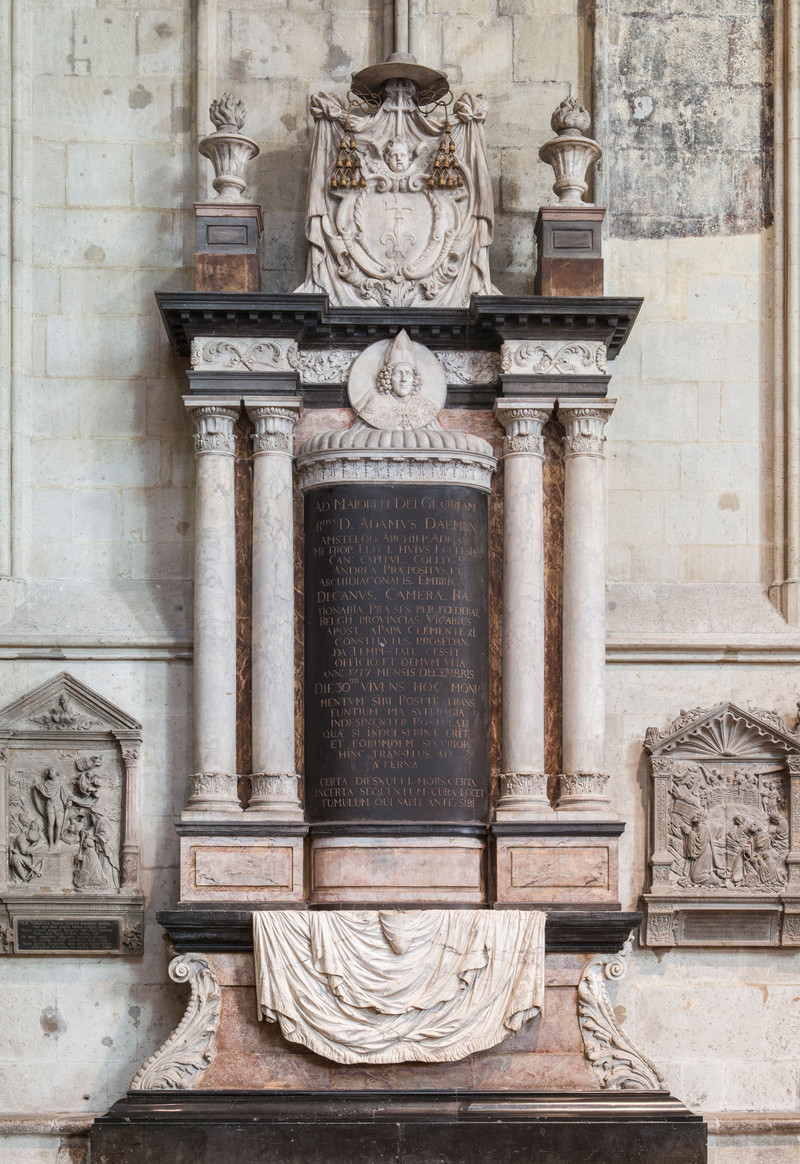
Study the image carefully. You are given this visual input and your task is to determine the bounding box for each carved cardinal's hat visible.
[384,330,416,368]
[351,53,449,104]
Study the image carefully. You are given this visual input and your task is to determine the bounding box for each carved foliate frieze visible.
[500,340,607,377]
[191,338,299,373]
[192,341,502,388]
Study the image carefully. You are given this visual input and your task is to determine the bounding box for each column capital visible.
[243,396,302,455]
[559,398,616,457]
[493,399,554,458]
[182,396,239,456]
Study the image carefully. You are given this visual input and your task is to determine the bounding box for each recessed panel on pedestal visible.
[304,483,490,823]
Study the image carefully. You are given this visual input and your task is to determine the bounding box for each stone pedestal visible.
[535,206,605,297]
[194,202,262,293]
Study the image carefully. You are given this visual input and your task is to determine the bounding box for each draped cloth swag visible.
[252,909,546,1065]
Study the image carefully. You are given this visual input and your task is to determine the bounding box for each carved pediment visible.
[645,703,800,760]
[0,672,141,738]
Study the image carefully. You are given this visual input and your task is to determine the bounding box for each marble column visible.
[244,397,304,820]
[558,400,615,816]
[493,400,555,819]
[183,397,241,817]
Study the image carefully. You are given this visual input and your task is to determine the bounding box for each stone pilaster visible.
[183,398,241,818]
[244,397,304,821]
[557,400,616,817]
[120,747,141,888]
[493,400,555,819]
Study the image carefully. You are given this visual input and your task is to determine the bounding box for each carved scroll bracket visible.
[577,936,665,1090]
[131,953,221,1090]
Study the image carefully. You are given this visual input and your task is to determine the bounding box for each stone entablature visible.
[641,702,800,947]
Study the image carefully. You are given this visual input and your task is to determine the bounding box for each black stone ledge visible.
[156,292,642,361]
[308,823,486,838]
[91,1089,706,1164]
[156,907,641,954]
[491,821,626,837]
[176,822,309,837]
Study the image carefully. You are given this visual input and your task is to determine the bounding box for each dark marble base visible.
[91,1089,706,1163]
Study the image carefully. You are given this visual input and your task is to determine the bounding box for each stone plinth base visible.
[308,829,485,906]
[178,826,306,905]
[492,823,622,908]
[534,206,605,297]
[91,1089,706,1163]
[641,893,800,948]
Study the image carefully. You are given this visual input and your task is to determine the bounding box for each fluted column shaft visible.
[494,401,555,819]
[244,397,304,820]
[558,399,615,815]
[183,397,240,817]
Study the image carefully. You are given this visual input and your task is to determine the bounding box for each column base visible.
[494,773,555,821]
[182,772,243,821]
[555,773,616,818]
[246,773,304,822]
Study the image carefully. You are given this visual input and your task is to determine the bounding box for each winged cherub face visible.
[383,138,412,173]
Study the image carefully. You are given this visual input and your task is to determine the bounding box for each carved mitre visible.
[348,331,446,430]
[296,63,499,308]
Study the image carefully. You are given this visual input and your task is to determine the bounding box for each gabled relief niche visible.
[641,702,800,947]
[0,672,144,956]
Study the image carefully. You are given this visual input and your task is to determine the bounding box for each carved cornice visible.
[156,293,643,360]
[183,400,238,456]
[296,448,497,493]
[130,953,221,1089]
[578,938,665,1089]
[645,702,800,758]
[500,340,607,376]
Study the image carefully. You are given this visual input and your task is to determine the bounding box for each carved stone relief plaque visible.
[0,672,144,955]
[641,703,800,947]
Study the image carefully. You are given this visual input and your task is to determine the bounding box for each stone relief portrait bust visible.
[347,329,447,431]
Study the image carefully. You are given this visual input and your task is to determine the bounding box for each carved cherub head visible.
[383,137,413,173]
[376,330,422,398]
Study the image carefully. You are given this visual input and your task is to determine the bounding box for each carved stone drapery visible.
[642,703,800,946]
[131,953,221,1089]
[253,910,545,1064]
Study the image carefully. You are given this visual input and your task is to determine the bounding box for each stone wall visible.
[0,1,797,1161]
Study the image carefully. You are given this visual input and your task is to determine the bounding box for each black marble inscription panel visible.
[305,483,490,823]
[16,918,120,953]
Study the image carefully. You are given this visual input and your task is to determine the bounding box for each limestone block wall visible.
[0,1,797,1162]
